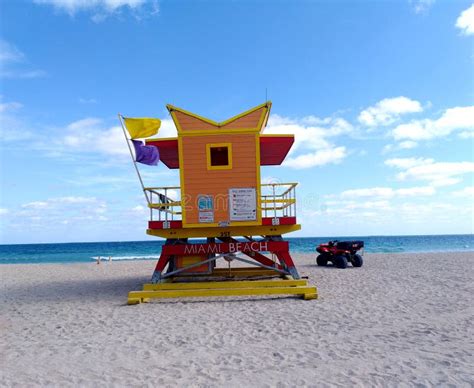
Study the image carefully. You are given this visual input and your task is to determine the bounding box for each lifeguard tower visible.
[125,102,317,303]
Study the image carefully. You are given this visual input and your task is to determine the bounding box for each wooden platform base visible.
[127,279,317,304]
[175,267,283,279]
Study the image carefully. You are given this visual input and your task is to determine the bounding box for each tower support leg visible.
[151,253,172,283]
[275,251,301,279]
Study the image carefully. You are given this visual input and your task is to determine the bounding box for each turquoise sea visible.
[0,235,472,264]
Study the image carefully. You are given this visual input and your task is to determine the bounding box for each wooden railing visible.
[144,187,182,223]
[144,182,298,223]
[261,183,298,219]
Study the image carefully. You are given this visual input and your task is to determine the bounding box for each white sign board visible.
[229,188,257,221]
[199,211,214,223]
[198,195,214,223]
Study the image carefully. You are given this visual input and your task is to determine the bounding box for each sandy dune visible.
[1,252,473,387]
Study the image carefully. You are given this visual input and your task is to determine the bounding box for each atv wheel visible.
[352,254,363,267]
[334,255,348,269]
[316,254,328,266]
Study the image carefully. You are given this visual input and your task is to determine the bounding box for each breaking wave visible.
[90,255,160,261]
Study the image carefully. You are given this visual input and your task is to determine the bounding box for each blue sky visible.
[0,0,473,244]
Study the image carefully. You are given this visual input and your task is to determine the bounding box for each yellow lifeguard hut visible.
[123,102,317,303]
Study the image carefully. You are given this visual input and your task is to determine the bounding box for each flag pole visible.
[118,114,150,205]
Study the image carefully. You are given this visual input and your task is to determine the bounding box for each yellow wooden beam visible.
[166,101,271,129]
[210,268,282,277]
[261,198,296,204]
[144,137,178,144]
[148,202,181,208]
[261,205,292,211]
[261,182,298,187]
[128,285,318,303]
[168,268,282,278]
[146,224,301,239]
[212,267,277,272]
[171,272,281,279]
[143,279,307,291]
[144,185,181,190]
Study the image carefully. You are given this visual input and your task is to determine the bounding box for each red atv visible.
[316,240,364,269]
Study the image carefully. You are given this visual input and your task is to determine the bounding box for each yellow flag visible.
[123,117,161,139]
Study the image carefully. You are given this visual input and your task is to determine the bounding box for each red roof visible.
[146,139,180,169]
[259,135,294,165]
[146,135,294,169]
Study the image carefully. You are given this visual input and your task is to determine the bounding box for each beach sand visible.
[1,252,473,387]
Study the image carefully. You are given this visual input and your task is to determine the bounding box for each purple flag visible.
[131,140,159,166]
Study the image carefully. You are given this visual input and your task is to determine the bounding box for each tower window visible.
[206,143,232,170]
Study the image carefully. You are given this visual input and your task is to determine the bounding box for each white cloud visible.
[19,197,108,226]
[131,205,146,214]
[6,115,176,176]
[22,196,100,210]
[153,118,178,138]
[53,117,130,158]
[52,116,177,159]
[0,98,33,142]
[0,208,9,215]
[340,186,435,199]
[396,186,436,196]
[34,0,146,13]
[411,0,435,14]
[264,114,351,169]
[284,147,347,169]
[0,101,23,113]
[456,4,474,35]
[459,130,474,138]
[341,187,394,198]
[314,199,392,218]
[386,157,474,187]
[312,195,472,230]
[310,194,473,232]
[267,114,352,145]
[57,196,100,204]
[34,0,159,21]
[22,201,50,209]
[0,39,46,79]
[66,174,136,186]
[385,157,434,169]
[358,97,423,127]
[382,140,419,154]
[452,186,474,198]
[0,40,25,64]
[1,109,177,165]
[344,200,391,210]
[391,106,474,141]
[399,140,418,149]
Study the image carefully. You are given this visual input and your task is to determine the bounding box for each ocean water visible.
[0,235,472,264]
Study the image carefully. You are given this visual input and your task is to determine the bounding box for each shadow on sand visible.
[3,275,150,304]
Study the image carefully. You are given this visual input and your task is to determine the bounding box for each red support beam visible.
[261,217,296,226]
[161,241,289,256]
[220,237,283,269]
[151,239,300,282]
[149,220,183,229]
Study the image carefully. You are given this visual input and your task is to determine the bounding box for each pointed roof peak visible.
[167,101,272,133]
